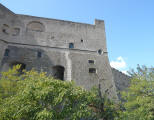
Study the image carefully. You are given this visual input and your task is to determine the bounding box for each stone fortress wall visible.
[0,4,130,100]
[112,68,130,98]
[112,68,130,92]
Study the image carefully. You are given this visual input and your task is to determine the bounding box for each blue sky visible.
[1,0,154,73]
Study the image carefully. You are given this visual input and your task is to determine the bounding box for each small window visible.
[89,68,96,73]
[37,51,42,58]
[98,49,103,55]
[4,49,10,57]
[81,39,83,43]
[88,60,94,64]
[69,43,74,49]
[2,29,6,33]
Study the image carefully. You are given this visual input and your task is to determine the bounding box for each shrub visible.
[118,65,154,120]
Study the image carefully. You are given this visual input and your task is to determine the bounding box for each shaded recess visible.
[10,62,26,74]
[2,24,9,34]
[52,66,65,80]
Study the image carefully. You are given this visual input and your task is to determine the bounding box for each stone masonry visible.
[0,4,130,100]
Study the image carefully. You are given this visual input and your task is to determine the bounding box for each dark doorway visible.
[10,62,26,74]
[53,66,65,80]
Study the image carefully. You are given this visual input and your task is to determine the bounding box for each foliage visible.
[0,65,119,120]
[0,68,97,120]
[118,65,154,120]
[0,65,22,100]
[91,88,120,120]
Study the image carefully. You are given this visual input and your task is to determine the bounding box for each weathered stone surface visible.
[112,68,131,91]
[0,3,125,100]
[112,68,131,99]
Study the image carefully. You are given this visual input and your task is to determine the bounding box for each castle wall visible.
[0,12,107,53]
[0,40,7,65]
[112,68,130,92]
[0,45,68,79]
[0,43,118,99]
[70,52,117,99]
[17,15,107,52]
[0,4,118,100]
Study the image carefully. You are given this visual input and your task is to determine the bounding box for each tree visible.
[0,66,119,120]
[0,65,22,100]
[118,65,154,120]
[0,68,98,120]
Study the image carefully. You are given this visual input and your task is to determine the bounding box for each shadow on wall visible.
[0,45,65,80]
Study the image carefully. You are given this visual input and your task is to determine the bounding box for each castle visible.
[0,4,129,100]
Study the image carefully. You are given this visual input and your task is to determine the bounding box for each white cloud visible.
[122,70,128,75]
[110,56,126,69]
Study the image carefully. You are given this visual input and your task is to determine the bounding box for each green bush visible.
[0,65,22,100]
[0,65,118,120]
[118,65,154,120]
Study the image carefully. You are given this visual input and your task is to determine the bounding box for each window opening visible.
[69,43,74,49]
[88,60,95,64]
[81,39,83,43]
[4,49,10,57]
[37,51,42,58]
[89,68,96,73]
[98,49,103,55]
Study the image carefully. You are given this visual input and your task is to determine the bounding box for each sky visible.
[1,0,154,74]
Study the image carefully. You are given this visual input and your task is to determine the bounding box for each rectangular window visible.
[69,43,74,49]
[37,51,42,58]
[88,60,94,64]
[89,68,96,73]
[4,49,10,57]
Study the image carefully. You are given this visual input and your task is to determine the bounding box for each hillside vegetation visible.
[0,65,153,120]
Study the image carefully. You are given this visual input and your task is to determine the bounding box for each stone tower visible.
[0,4,118,100]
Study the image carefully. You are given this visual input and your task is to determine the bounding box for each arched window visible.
[27,21,45,32]
[52,66,65,80]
